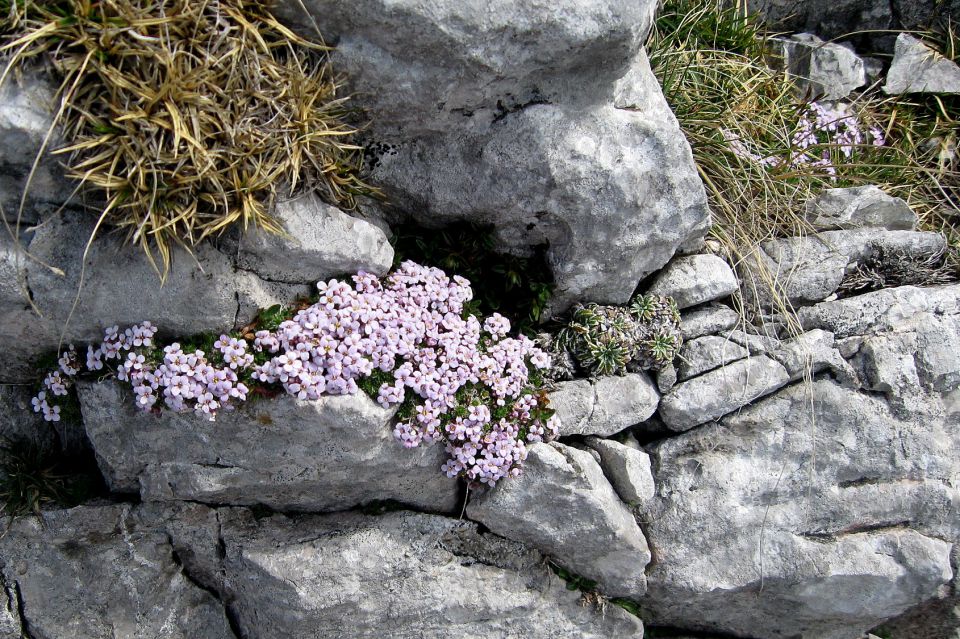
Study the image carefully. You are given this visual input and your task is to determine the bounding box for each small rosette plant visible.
[30,261,558,486]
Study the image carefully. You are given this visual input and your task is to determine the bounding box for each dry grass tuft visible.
[648,0,960,331]
[1,0,378,272]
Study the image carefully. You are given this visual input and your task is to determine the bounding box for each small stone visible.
[769,329,858,385]
[655,363,677,394]
[805,186,918,231]
[772,33,866,100]
[680,304,740,340]
[658,356,791,431]
[467,442,651,599]
[647,254,738,309]
[884,33,960,95]
[548,373,659,437]
[585,436,656,505]
[676,335,750,381]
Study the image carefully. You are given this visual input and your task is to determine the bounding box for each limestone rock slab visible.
[78,381,458,513]
[467,442,651,598]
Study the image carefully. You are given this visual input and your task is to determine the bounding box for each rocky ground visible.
[1,0,959,638]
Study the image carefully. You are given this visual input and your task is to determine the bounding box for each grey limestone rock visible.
[467,442,651,599]
[680,304,740,340]
[772,33,867,100]
[0,73,73,227]
[0,504,235,639]
[214,509,644,638]
[805,186,918,231]
[676,334,750,380]
[221,192,394,283]
[78,381,458,513]
[585,436,656,505]
[22,210,311,354]
[368,101,710,314]
[647,254,739,309]
[658,355,791,431]
[768,328,858,384]
[885,33,960,95]
[797,283,960,338]
[548,372,659,437]
[643,379,958,639]
[746,229,947,307]
[273,0,710,314]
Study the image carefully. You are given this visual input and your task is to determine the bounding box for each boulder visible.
[643,379,958,639]
[0,504,235,639]
[548,373,660,437]
[680,304,740,340]
[221,192,394,283]
[647,254,739,309]
[805,186,918,231]
[585,436,656,505]
[274,0,710,313]
[658,356,791,431]
[77,381,458,513]
[274,0,660,138]
[676,335,750,380]
[772,33,866,100]
[467,442,651,598]
[213,509,644,638]
[885,33,960,95]
[368,102,710,313]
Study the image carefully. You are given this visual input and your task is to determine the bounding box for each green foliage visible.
[1,0,379,274]
[549,563,598,592]
[391,221,554,333]
[0,438,103,517]
[555,295,683,376]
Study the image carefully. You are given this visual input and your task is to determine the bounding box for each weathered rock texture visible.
[78,381,458,513]
[0,504,644,638]
[548,373,659,437]
[275,0,710,313]
[642,283,960,639]
[468,442,651,598]
[0,504,236,639]
[771,33,866,99]
[743,229,947,307]
[805,186,918,231]
[739,0,960,51]
[212,509,644,638]
[885,33,960,95]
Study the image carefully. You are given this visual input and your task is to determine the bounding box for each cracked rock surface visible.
[641,283,960,639]
[78,381,458,513]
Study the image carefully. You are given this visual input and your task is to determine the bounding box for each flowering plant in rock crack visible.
[723,101,885,178]
[30,261,559,486]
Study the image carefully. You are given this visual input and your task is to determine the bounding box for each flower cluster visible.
[789,102,885,177]
[30,261,559,486]
[723,101,885,178]
[32,322,253,420]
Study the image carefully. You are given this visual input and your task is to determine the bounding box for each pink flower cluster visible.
[29,261,559,486]
[723,101,885,178]
[789,102,885,178]
[32,322,252,420]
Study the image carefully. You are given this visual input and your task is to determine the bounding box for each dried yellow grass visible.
[1,0,379,273]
